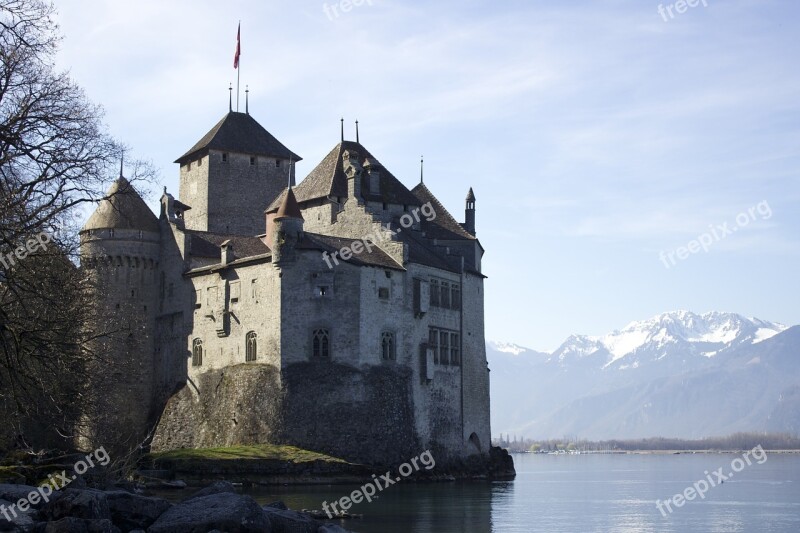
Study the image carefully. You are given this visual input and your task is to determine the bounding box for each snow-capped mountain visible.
[488,311,798,440]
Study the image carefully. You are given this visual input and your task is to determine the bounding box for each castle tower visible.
[78,176,160,451]
[175,111,301,236]
[464,187,476,235]
[270,187,304,265]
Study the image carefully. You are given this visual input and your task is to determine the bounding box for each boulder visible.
[147,492,270,533]
[0,497,36,532]
[102,491,171,531]
[0,485,51,510]
[38,517,120,533]
[183,481,236,502]
[262,507,319,533]
[40,489,110,521]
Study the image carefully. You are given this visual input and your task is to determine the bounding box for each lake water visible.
[246,452,800,532]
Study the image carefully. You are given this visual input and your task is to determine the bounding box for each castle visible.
[79,109,490,465]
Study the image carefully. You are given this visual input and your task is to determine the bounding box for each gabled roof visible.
[187,230,271,259]
[299,233,404,270]
[273,140,421,209]
[175,112,301,164]
[410,182,476,241]
[82,177,159,233]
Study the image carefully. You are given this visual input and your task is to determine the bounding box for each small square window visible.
[378,287,390,299]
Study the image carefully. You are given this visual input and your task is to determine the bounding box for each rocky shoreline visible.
[0,480,353,533]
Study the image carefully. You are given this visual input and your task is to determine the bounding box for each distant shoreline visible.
[511,449,800,455]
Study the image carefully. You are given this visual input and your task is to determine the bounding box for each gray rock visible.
[264,501,287,511]
[40,489,110,521]
[262,508,319,533]
[39,517,120,533]
[0,485,43,509]
[147,492,270,533]
[102,491,171,531]
[183,481,236,502]
[0,497,36,532]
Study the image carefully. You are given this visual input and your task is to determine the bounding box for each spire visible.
[228,83,232,112]
[245,85,249,114]
[340,117,344,142]
[355,120,359,143]
[420,155,424,184]
[119,150,124,178]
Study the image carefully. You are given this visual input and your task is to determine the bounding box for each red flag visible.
[233,23,241,69]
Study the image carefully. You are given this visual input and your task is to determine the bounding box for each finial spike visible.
[420,155,424,184]
[288,156,293,189]
[119,149,124,179]
[245,85,249,114]
[355,120,359,143]
[229,83,232,112]
[340,117,344,142]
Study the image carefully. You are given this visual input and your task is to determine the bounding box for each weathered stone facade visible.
[79,110,491,466]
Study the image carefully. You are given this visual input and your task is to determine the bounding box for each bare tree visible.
[0,0,154,451]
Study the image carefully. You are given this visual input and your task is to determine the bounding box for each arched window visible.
[381,332,396,361]
[312,329,330,358]
[245,331,257,362]
[192,338,203,367]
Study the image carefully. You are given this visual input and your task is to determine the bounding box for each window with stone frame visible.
[429,328,439,364]
[192,338,203,367]
[451,284,461,309]
[439,330,449,365]
[449,332,460,366]
[245,331,257,362]
[312,328,330,358]
[440,281,451,309]
[430,279,440,307]
[381,332,396,361]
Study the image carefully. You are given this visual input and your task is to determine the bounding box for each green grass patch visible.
[148,444,350,464]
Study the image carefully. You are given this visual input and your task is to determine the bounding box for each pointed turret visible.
[82,177,159,234]
[464,187,476,235]
[270,188,304,265]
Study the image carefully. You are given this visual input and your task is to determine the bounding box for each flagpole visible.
[236,21,241,112]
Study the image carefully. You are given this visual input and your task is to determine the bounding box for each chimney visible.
[364,157,380,195]
[343,149,362,199]
[221,240,234,265]
[464,187,476,235]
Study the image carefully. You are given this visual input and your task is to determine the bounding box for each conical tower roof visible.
[275,187,304,220]
[82,177,159,233]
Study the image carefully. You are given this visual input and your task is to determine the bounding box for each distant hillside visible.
[489,311,800,439]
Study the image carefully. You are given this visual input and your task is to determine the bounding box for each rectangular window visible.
[313,329,330,358]
[378,287,390,300]
[440,281,451,309]
[452,284,461,309]
[430,279,440,307]
[440,331,449,365]
[230,281,241,303]
[194,290,202,309]
[222,152,228,162]
[429,328,439,364]
[207,286,217,307]
[250,156,256,166]
[450,332,460,366]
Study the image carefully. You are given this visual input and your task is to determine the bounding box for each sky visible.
[53,0,800,351]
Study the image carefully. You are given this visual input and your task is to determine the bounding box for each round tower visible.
[270,187,304,265]
[78,176,161,451]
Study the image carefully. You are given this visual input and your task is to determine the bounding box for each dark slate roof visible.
[410,182,476,241]
[299,232,404,270]
[175,112,301,164]
[187,230,271,259]
[278,141,421,209]
[275,188,303,220]
[82,177,159,233]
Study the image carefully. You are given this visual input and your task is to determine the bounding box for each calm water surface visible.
[245,452,800,532]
